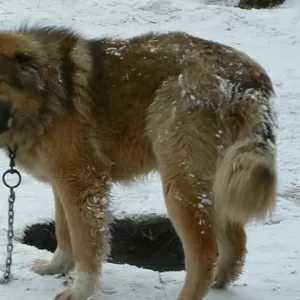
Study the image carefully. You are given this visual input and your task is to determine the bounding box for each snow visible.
[0,0,300,299]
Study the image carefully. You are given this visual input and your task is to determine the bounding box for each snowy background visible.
[1,0,300,299]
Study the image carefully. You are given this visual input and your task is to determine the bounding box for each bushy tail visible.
[213,139,277,224]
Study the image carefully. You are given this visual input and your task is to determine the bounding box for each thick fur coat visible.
[0,25,277,300]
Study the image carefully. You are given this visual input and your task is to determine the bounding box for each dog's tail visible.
[213,137,277,224]
[213,136,277,224]
[212,81,278,226]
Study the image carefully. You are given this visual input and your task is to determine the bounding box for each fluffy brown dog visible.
[0,25,277,300]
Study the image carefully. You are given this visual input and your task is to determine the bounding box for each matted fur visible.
[0,24,277,300]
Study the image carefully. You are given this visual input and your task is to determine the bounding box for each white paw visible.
[55,272,99,300]
[32,248,74,275]
[55,288,73,300]
[32,259,55,275]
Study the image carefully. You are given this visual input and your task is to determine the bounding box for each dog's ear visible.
[14,52,44,91]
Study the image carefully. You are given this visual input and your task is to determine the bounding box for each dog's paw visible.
[212,275,229,290]
[212,281,226,290]
[55,272,98,300]
[32,248,75,276]
[31,258,74,276]
[55,288,73,300]
[32,259,55,275]
[54,287,95,300]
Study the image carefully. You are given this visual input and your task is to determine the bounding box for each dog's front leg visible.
[53,167,111,300]
[32,188,75,275]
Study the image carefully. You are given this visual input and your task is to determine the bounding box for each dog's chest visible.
[16,151,49,183]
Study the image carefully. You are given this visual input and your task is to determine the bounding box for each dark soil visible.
[238,0,285,9]
[22,215,185,272]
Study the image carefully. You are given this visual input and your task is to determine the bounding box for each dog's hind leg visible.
[153,143,218,299]
[147,100,219,299]
[159,172,218,300]
[32,189,74,275]
[213,222,247,289]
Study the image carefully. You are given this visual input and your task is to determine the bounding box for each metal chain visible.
[0,146,21,284]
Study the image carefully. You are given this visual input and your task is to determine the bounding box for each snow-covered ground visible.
[1,0,300,299]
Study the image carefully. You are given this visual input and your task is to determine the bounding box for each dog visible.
[0,24,277,300]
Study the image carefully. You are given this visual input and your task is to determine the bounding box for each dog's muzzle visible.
[0,100,13,134]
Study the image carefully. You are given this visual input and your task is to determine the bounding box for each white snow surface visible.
[0,0,300,299]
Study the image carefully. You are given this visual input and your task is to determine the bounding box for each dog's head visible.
[0,32,45,139]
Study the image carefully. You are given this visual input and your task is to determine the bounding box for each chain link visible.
[0,146,21,284]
